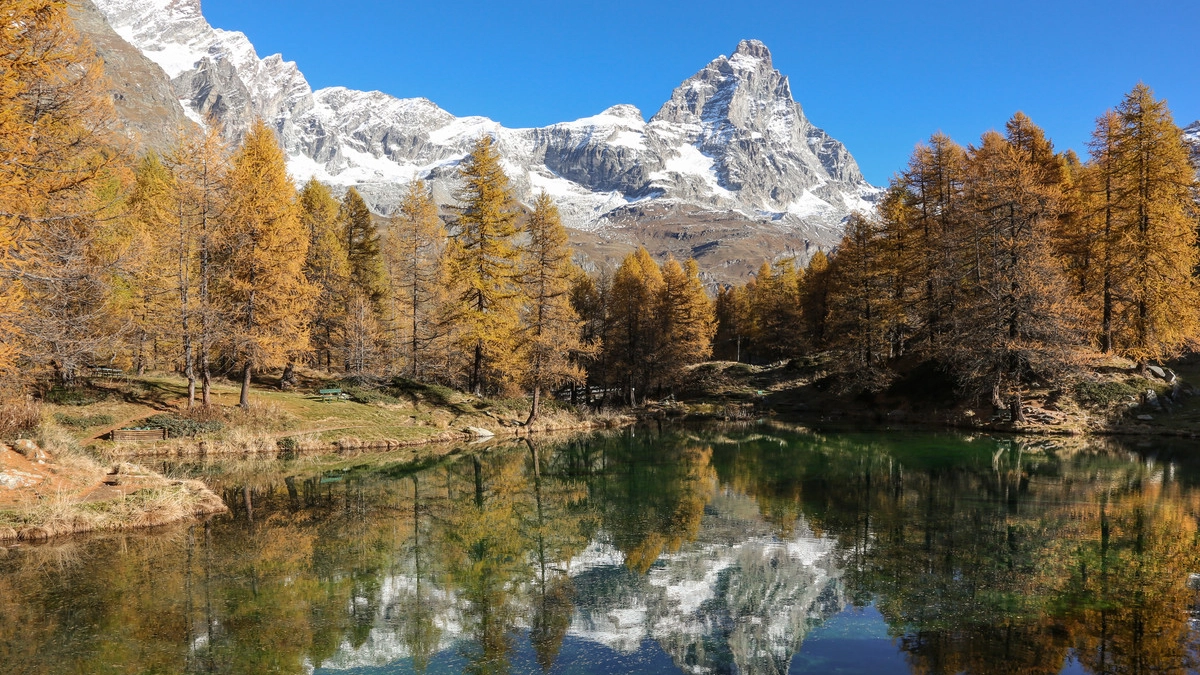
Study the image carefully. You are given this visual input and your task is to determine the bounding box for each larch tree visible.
[518,193,590,424]
[1107,85,1200,365]
[1080,111,1123,353]
[608,247,664,404]
[955,121,1081,419]
[826,213,893,391]
[902,133,969,352]
[0,0,124,388]
[299,177,349,373]
[384,179,446,380]
[168,126,229,405]
[445,135,524,395]
[218,121,314,408]
[127,152,177,376]
[658,257,715,391]
[341,186,387,311]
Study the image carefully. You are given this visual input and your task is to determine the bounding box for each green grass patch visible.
[52,413,115,429]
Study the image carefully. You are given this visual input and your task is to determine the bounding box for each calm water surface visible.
[2,426,1199,674]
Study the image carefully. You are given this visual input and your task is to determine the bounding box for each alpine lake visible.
[3,425,1199,674]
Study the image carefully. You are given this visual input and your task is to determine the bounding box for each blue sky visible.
[203,0,1198,186]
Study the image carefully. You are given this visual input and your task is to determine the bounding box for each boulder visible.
[464,426,495,439]
[1148,365,1167,380]
[1144,390,1163,410]
[12,440,48,462]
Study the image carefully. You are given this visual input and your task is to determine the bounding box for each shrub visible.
[143,414,224,439]
[1073,379,1142,406]
[44,387,106,406]
[53,413,115,429]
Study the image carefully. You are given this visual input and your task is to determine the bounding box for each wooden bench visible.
[89,366,124,378]
[111,428,166,442]
[318,388,344,402]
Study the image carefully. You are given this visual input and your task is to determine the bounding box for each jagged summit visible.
[732,38,773,64]
[84,0,881,279]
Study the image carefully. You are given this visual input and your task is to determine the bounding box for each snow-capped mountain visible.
[1185,121,1200,168]
[88,0,880,277]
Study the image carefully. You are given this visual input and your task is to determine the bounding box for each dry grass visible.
[0,399,42,440]
[0,479,224,540]
[0,421,226,542]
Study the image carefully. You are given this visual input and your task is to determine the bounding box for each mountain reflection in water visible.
[1,427,1199,674]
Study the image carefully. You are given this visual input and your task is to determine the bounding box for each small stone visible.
[464,426,495,438]
[1137,414,1154,421]
[1148,366,1167,380]
[12,439,48,461]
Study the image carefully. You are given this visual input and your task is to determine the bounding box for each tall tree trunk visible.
[472,342,483,396]
[240,361,252,409]
[1010,391,1024,424]
[280,361,296,390]
[526,386,540,426]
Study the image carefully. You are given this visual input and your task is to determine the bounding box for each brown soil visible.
[0,446,226,542]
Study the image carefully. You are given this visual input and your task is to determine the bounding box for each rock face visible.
[88,0,882,280]
[68,0,194,152]
[1185,121,1200,171]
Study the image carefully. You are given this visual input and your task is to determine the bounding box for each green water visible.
[2,426,1199,674]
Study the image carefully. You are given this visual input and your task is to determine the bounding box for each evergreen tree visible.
[219,121,314,408]
[800,250,832,349]
[445,136,523,395]
[518,193,591,423]
[713,283,752,362]
[569,269,611,403]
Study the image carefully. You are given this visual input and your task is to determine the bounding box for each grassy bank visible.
[23,370,628,459]
[0,426,225,542]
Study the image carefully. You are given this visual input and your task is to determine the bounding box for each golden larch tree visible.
[1107,85,1200,364]
[299,177,349,372]
[445,136,523,395]
[384,179,447,380]
[518,193,591,424]
[218,121,314,408]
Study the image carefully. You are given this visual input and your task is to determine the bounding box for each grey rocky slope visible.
[69,0,193,152]
[1185,121,1200,168]
[89,0,880,280]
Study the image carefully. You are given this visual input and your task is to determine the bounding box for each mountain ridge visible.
[87,0,882,280]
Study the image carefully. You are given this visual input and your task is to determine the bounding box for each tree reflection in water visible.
[0,428,1198,674]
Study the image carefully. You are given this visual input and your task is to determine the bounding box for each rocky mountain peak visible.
[83,1,882,281]
[596,104,645,122]
[732,38,772,65]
